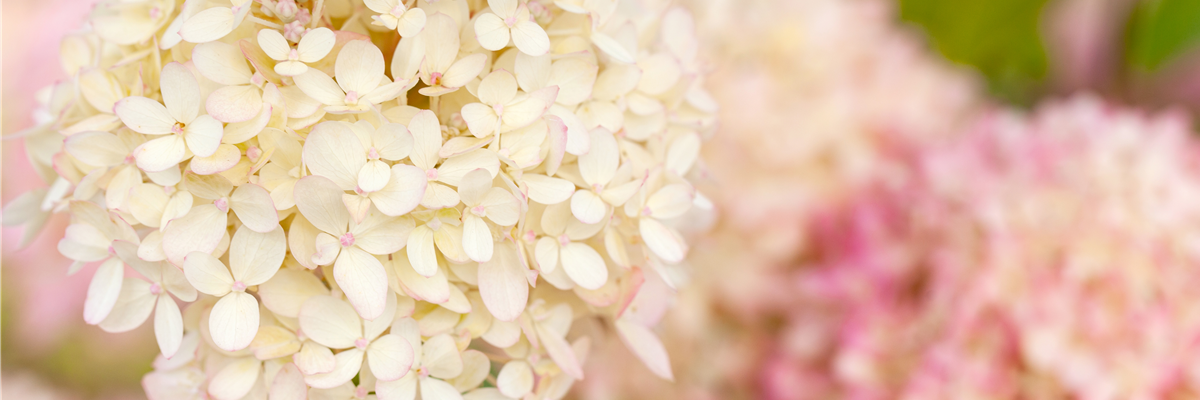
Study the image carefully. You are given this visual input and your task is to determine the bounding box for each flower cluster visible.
[763,96,1200,399]
[3,0,715,398]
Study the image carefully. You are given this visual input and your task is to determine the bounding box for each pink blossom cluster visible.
[762,96,1200,400]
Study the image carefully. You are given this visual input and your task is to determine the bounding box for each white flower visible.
[474,0,550,56]
[374,318,470,400]
[417,14,487,97]
[301,120,425,222]
[258,28,336,77]
[570,128,643,224]
[460,70,554,138]
[457,168,520,263]
[100,241,197,358]
[115,62,224,172]
[181,225,286,351]
[294,40,408,114]
[365,0,428,36]
[298,294,413,388]
[193,42,267,124]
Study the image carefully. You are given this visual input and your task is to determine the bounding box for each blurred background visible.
[10,0,1200,398]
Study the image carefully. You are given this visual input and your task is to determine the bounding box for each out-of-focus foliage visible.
[898,0,1049,104]
[1128,0,1200,71]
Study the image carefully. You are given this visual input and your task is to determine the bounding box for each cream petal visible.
[189,144,241,175]
[180,7,237,44]
[65,131,127,167]
[638,217,686,263]
[578,128,618,186]
[230,184,280,233]
[207,85,263,123]
[99,278,156,332]
[408,110,443,170]
[257,29,291,60]
[335,40,386,95]
[442,54,487,89]
[268,363,307,400]
[182,251,234,296]
[510,20,549,56]
[569,190,606,225]
[480,188,519,226]
[298,28,337,62]
[460,103,499,138]
[258,268,328,318]
[116,97,176,135]
[154,294,184,358]
[645,184,694,219]
[560,242,607,290]
[334,247,390,320]
[420,378,463,400]
[210,291,260,351]
[367,334,415,381]
[523,174,574,205]
[161,62,202,124]
[298,295,364,349]
[163,205,228,266]
[293,175,351,235]
[536,321,584,379]
[395,253,450,303]
[496,361,533,398]
[358,160,391,193]
[477,243,527,322]
[396,8,427,37]
[208,357,262,400]
[84,258,125,324]
[462,214,493,263]
[404,225,439,278]
[614,319,673,381]
[192,41,253,85]
[473,13,510,52]
[375,372,417,400]
[436,149,500,187]
[303,121,367,190]
[293,69,346,106]
[229,225,286,285]
[304,348,365,389]
[295,341,337,375]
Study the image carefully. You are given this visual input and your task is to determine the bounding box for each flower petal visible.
[462,214,493,263]
[180,7,236,44]
[208,357,262,400]
[639,217,687,263]
[372,164,427,216]
[210,291,260,351]
[335,40,386,95]
[473,13,510,51]
[570,189,606,225]
[229,225,286,285]
[136,136,188,172]
[207,85,263,123]
[334,247,390,320]
[258,268,328,318]
[154,294,184,358]
[294,175,351,235]
[578,128,618,186]
[304,348,365,389]
[460,103,499,138]
[295,341,337,375]
[510,20,549,56]
[163,204,228,266]
[394,252,450,303]
[230,183,279,233]
[523,174,574,205]
[98,278,156,332]
[614,319,674,381]
[192,41,253,85]
[84,258,125,324]
[116,97,175,135]
[182,251,234,296]
[294,69,346,106]
[477,243,527,322]
[560,242,608,290]
[303,121,367,190]
[367,334,415,381]
[298,28,337,62]
[183,115,224,157]
[497,360,533,398]
[161,62,202,124]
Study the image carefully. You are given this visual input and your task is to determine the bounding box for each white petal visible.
[295,341,337,375]
[423,334,464,378]
[408,110,442,170]
[375,373,417,400]
[639,217,687,263]
[259,268,328,318]
[477,243,527,322]
[441,54,487,88]
[478,70,518,106]
[536,321,584,379]
[257,29,291,60]
[210,291,260,351]
[460,103,499,138]
[163,205,228,266]
[335,40,386,95]
[116,97,175,135]
[436,149,500,187]
[421,378,464,400]
[182,252,235,296]
[457,168,493,206]
[303,121,367,190]
[274,61,308,77]
[229,225,286,285]
[395,253,450,303]
[372,164,426,216]
[192,41,253,85]
[510,20,549,56]
[473,13,510,51]
[405,225,440,277]
[534,237,559,274]
[523,174,574,204]
[615,319,674,381]
[298,28,337,62]
[549,58,597,107]
[368,334,415,381]
[84,258,125,324]
[207,85,263,123]
[189,144,241,175]
[335,247,390,320]
[180,7,237,44]
[65,131,127,167]
[578,128,618,186]
[560,242,607,290]
[230,184,280,233]
[570,190,606,224]
[293,175,351,235]
[154,295,184,358]
[161,62,202,124]
[59,223,110,263]
[497,361,533,398]
[480,188,519,226]
[136,136,188,172]
[268,363,307,400]
[396,8,427,37]
[294,69,347,106]
[183,114,224,157]
[305,348,365,389]
[358,160,391,193]
[645,184,694,219]
[208,357,262,400]
[98,278,156,332]
[481,319,520,348]
[351,213,415,255]
[462,214,493,263]
[298,295,363,349]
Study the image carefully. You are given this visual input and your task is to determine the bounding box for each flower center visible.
[284,21,305,42]
[471,205,487,217]
[231,281,247,292]
[344,91,360,106]
[124,154,136,164]
[340,232,355,247]
[354,338,369,349]
[390,5,406,17]
[149,7,162,19]
[504,15,517,28]
[425,168,439,180]
[523,229,536,243]
[428,217,443,231]
[493,103,505,116]
[288,48,300,61]
[171,123,185,135]
[246,146,262,162]
[430,72,443,86]
[641,206,653,216]
[592,184,604,194]
[354,386,369,399]
[214,198,230,212]
[149,282,163,295]
[417,366,430,379]
[558,234,570,247]
[367,147,380,160]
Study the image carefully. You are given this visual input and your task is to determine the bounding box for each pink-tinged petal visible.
[135,136,188,172]
[560,242,608,290]
[210,291,260,352]
[189,144,241,175]
[474,13,510,52]
[162,204,228,266]
[536,321,584,379]
[207,85,263,123]
[116,97,176,135]
[638,217,687,263]
[615,319,674,381]
[207,357,262,400]
[334,247,390,320]
[222,104,271,144]
[84,258,125,324]
[478,243,528,322]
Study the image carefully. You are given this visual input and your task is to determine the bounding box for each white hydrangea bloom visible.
[6,0,717,397]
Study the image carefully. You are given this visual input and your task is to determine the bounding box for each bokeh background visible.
[10,0,1200,398]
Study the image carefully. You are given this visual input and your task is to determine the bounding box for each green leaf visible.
[1127,0,1200,71]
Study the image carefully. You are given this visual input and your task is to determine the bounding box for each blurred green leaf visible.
[1128,0,1200,71]
[898,0,1049,104]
